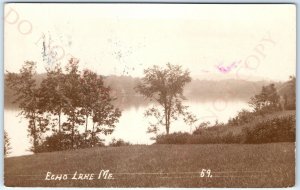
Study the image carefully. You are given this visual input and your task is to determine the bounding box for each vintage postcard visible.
[4,3,296,187]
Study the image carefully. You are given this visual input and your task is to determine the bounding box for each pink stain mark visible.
[216,60,241,73]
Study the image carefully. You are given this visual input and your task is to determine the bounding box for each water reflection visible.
[4,100,249,157]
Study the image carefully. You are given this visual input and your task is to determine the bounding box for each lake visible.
[4,100,249,157]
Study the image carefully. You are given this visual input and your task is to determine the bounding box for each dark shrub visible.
[35,133,72,153]
[155,114,295,145]
[219,132,243,144]
[244,115,295,143]
[187,133,219,144]
[228,109,255,126]
[156,131,242,144]
[188,131,242,144]
[109,138,131,147]
[193,121,226,135]
[193,122,210,135]
[155,132,190,144]
[35,133,105,153]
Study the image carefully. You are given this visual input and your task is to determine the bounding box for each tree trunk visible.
[165,108,170,135]
[166,125,169,135]
[32,113,38,153]
[167,108,171,135]
[167,115,170,135]
[92,122,95,146]
[71,125,74,149]
[85,114,88,142]
[58,109,61,133]
[71,114,75,149]
[165,106,168,134]
[58,111,62,150]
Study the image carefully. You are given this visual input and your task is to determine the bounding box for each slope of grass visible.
[5,143,295,187]
[210,110,296,136]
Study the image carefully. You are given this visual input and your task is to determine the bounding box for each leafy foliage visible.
[136,63,197,135]
[109,138,131,147]
[156,114,295,145]
[155,131,242,144]
[243,115,295,143]
[228,109,255,126]
[6,61,48,152]
[6,59,121,153]
[35,132,106,153]
[249,83,280,115]
[39,64,65,133]
[4,130,11,157]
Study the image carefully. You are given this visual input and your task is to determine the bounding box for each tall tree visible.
[62,58,85,148]
[80,70,121,146]
[80,70,101,143]
[91,89,122,146]
[39,64,65,134]
[136,63,197,135]
[6,61,48,152]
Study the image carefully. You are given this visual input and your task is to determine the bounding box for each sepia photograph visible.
[3,3,296,187]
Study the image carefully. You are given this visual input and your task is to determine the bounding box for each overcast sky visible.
[4,3,296,81]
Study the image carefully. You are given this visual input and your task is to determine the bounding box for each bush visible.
[219,132,243,144]
[228,109,255,126]
[188,131,242,144]
[156,132,190,144]
[155,115,295,145]
[156,131,242,144]
[187,133,218,144]
[35,133,71,153]
[109,138,131,147]
[244,115,295,143]
[193,122,210,135]
[193,121,225,135]
[35,133,105,153]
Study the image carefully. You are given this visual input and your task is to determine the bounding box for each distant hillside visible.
[4,74,287,109]
[184,79,273,101]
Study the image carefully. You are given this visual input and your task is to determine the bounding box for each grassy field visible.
[5,143,295,187]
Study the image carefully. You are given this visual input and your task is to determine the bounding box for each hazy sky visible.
[4,3,296,81]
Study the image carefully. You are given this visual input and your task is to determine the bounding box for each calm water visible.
[4,100,249,157]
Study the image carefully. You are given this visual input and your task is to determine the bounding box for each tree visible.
[80,70,102,143]
[285,76,296,110]
[61,58,85,148]
[249,83,280,115]
[136,63,197,135]
[91,97,122,146]
[39,64,65,134]
[4,130,11,157]
[79,70,121,146]
[6,61,49,152]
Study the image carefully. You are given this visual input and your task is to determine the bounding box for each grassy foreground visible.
[5,143,295,187]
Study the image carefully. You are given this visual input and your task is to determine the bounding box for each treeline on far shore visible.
[5,74,284,109]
